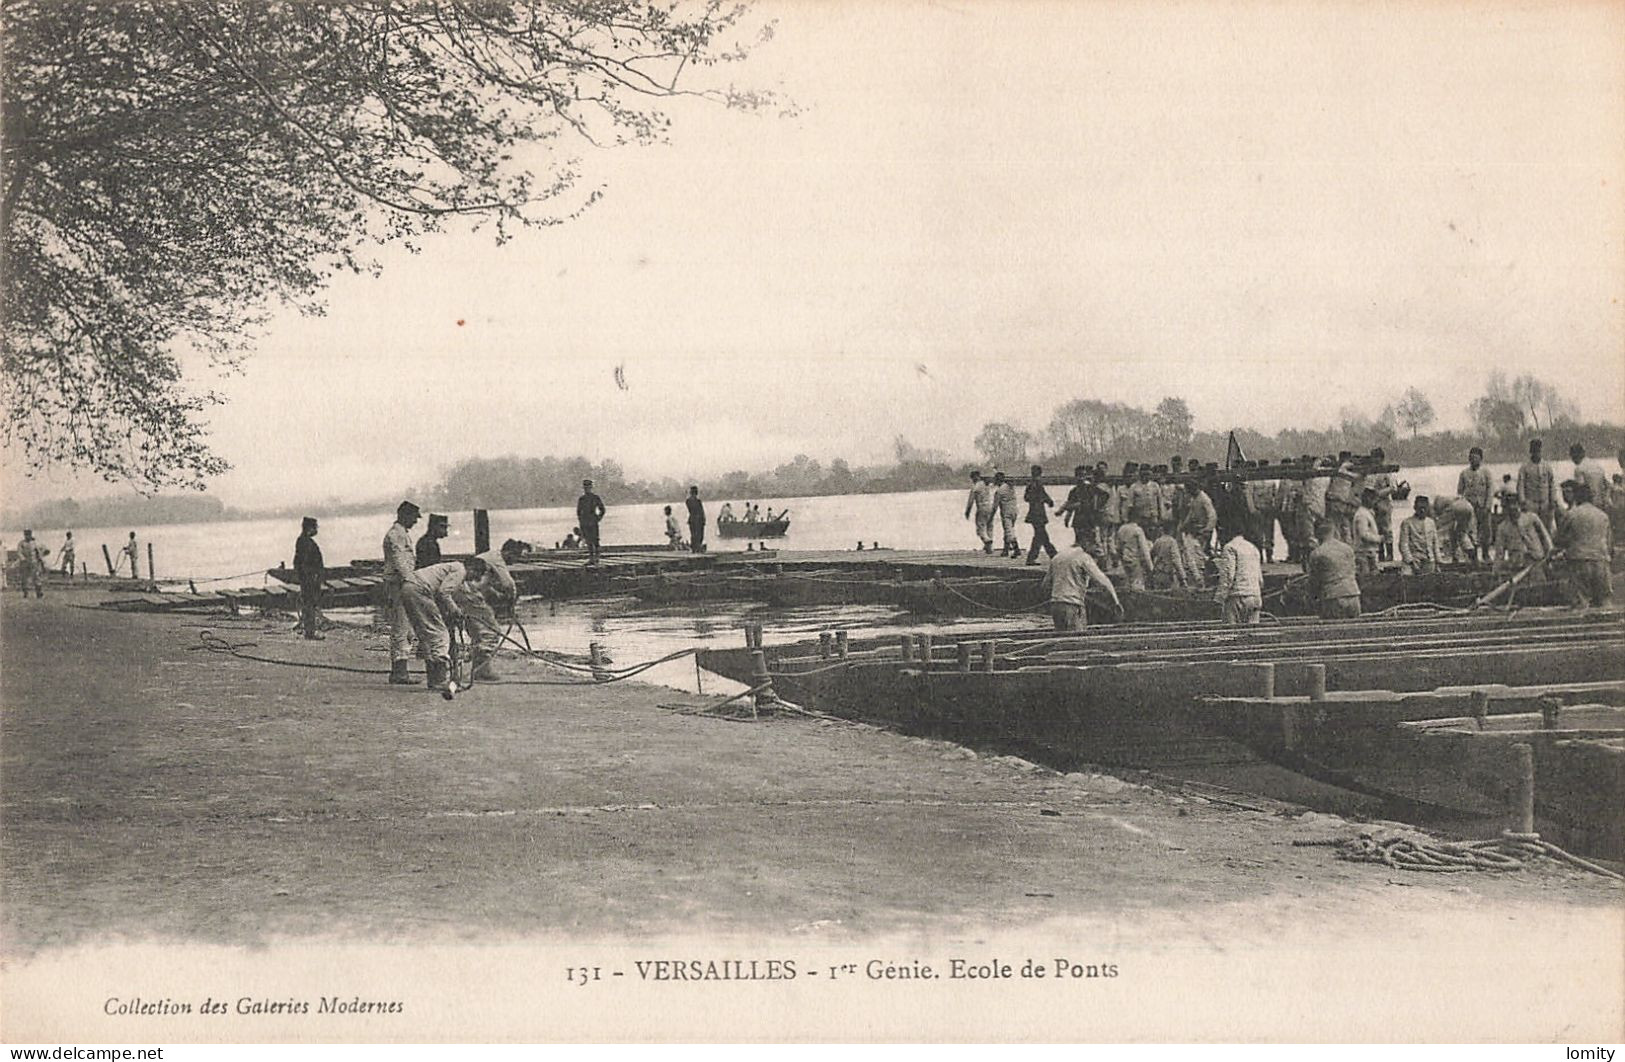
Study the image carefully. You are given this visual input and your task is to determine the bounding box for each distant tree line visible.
[973,375,1619,475]
[9,372,1620,530]
[414,436,966,512]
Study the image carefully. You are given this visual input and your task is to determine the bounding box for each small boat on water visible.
[717,515,790,539]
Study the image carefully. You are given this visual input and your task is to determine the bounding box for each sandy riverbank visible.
[2,594,1620,1040]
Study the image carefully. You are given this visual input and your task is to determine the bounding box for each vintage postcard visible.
[1,0,1622,1045]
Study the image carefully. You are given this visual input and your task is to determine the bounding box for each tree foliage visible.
[1,0,776,490]
[972,421,1033,471]
[1468,371,1578,441]
[1151,396,1194,450]
[1393,386,1436,438]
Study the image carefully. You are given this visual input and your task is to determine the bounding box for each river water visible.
[15,460,1615,585]
[15,459,1616,696]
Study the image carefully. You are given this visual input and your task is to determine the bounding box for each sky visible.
[5,0,1623,511]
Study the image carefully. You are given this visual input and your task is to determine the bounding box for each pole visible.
[957,643,972,672]
[146,542,155,585]
[102,544,114,576]
[835,631,849,659]
[750,650,774,714]
[1511,743,1535,835]
[474,509,490,555]
[980,640,996,672]
[1306,663,1327,702]
[589,642,608,683]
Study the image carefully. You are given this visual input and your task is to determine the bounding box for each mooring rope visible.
[190,630,388,674]
[1293,831,1623,880]
[189,629,699,687]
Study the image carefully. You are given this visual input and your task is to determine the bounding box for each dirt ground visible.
[2,592,1621,1039]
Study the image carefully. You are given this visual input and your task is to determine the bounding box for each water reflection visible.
[478,595,1050,696]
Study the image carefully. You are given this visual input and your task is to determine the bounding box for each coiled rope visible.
[1293,831,1623,880]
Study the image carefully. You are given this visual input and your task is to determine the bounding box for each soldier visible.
[383,500,422,685]
[13,530,46,598]
[122,531,141,580]
[1148,523,1188,590]
[1023,464,1058,565]
[1568,443,1611,512]
[453,552,517,682]
[1114,515,1154,592]
[1398,496,1440,575]
[1058,465,1100,550]
[400,558,472,691]
[1366,447,1396,562]
[415,513,448,568]
[686,486,708,554]
[1490,495,1552,575]
[1457,447,1493,562]
[57,531,76,579]
[577,479,606,565]
[1352,489,1383,575]
[1308,520,1362,619]
[293,517,324,640]
[992,471,1020,557]
[1248,463,1280,563]
[964,470,996,554]
[1125,464,1163,531]
[1177,477,1217,586]
[1040,542,1121,631]
[1518,439,1557,533]
[1214,527,1264,626]
[1554,482,1612,608]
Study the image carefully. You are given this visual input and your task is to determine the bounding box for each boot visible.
[426,659,450,691]
[388,659,421,685]
[471,653,501,683]
[982,541,993,555]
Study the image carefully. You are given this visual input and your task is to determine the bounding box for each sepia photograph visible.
[1,0,1622,1045]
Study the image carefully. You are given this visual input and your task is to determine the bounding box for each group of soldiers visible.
[1396,439,1618,608]
[292,502,518,691]
[10,529,142,597]
[969,438,1620,628]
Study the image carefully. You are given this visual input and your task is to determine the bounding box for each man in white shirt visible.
[1040,543,1122,631]
[992,472,1020,557]
[1214,530,1263,626]
[14,530,46,598]
[1518,439,1557,532]
[453,553,517,683]
[964,471,996,554]
[1569,443,1611,512]
[1352,490,1383,574]
[383,500,422,685]
[402,559,470,691]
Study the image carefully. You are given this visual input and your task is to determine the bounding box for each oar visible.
[1474,556,1546,609]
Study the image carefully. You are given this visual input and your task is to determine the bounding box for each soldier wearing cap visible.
[415,513,449,568]
[293,517,324,639]
[383,500,422,685]
[576,480,606,566]
[14,530,46,598]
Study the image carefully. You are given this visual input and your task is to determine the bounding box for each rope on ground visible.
[188,630,389,675]
[1292,831,1623,880]
[189,629,699,686]
[657,682,774,720]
